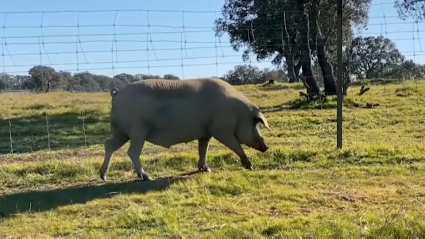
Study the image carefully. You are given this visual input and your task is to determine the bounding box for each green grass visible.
[0,80,425,238]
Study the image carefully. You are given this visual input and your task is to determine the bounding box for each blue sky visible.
[0,0,423,79]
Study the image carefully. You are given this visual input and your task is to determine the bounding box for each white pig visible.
[100,78,270,181]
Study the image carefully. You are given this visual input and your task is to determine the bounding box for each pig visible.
[100,78,270,181]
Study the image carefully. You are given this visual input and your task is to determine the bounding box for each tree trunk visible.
[365,71,373,79]
[45,81,50,93]
[342,43,354,95]
[282,24,301,83]
[294,62,302,82]
[283,40,300,83]
[296,2,320,96]
[310,9,337,95]
[286,56,298,83]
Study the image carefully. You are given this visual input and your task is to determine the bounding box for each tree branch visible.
[358,85,370,95]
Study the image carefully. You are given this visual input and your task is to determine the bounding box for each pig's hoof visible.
[137,173,153,181]
[243,162,253,170]
[198,165,211,173]
[142,175,153,181]
[100,170,107,182]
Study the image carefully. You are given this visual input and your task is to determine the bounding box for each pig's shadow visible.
[0,171,198,219]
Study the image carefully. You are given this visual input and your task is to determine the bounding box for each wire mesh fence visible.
[0,1,424,158]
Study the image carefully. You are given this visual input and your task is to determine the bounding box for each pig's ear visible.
[255,113,270,131]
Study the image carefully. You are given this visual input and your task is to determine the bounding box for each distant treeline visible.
[0,64,288,93]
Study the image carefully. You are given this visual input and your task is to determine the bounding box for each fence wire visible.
[0,2,424,159]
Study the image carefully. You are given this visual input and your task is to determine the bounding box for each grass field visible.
[0,80,424,238]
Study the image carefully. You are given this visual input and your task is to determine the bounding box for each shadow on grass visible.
[257,83,306,92]
[0,110,110,155]
[259,98,336,113]
[259,104,288,113]
[259,97,360,113]
[0,171,197,219]
[289,97,359,110]
[351,78,407,86]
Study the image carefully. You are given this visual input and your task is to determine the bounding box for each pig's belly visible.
[146,125,206,148]
[145,101,208,148]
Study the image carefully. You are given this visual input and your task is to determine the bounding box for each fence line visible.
[0,1,424,155]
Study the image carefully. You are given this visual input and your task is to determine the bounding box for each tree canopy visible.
[395,0,425,20]
[350,36,404,79]
[214,0,372,95]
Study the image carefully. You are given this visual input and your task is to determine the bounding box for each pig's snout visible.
[253,139,269,152]
[259,143,269,152]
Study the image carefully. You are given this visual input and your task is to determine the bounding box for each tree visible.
[383,59,425,79]
[57,71,76,91]
[294,0,322,95]
[214,0,372,96]
[112,73,137,89]
[92,74,113,91]
[74,72,101,92]
[214,0,303,83]
[134,74,162,80]
[0,73,10,91]
[395,0,425,20]
[262,68,287,82]
[28,65,64,92]
[20,76,35,90]
[350,36,404,79]
[163,74,180,80]
[223,64,265,85]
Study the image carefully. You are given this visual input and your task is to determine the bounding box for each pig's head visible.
[235,107,270,152]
